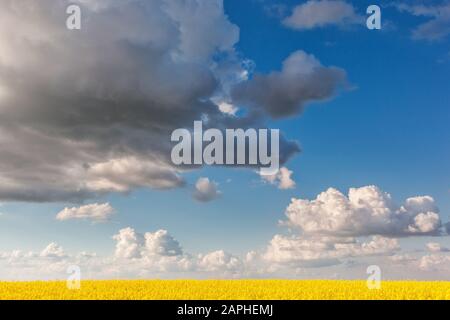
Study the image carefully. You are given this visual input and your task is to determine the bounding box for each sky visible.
[0,0,449,280]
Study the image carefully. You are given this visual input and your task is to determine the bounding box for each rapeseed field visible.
[0,280,449,300]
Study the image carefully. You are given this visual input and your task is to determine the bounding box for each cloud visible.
[113,227,183,260]
[395,2,450,41]
[40,243,66,259]
[263,234,399,267]
[85,157,185,193]
[217,101,238,116]
[426,242,450,253]
[284,186,443,237]
[113,227,145,259]
[389,253,417,264]
[419,254,450,271]
[144,229,183,257]
[198,250,242,273]
[111,227,241,277]
[232,50,347,118]
[56,203,115,222]
[0,222,447,279]
[283,0,362,30]
[261,166,296,190]
[193,177,221,202]
[0,0,239,202]
[0,0,338,203]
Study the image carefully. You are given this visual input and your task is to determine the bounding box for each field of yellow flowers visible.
[0,280,449,300]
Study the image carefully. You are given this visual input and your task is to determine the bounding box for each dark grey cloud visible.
[232,51,347,118]
[0,0,346,203]
[0,0,239,202]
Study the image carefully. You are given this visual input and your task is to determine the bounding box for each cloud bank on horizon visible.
[1,185,449,280]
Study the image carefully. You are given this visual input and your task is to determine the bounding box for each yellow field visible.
[0,280,449,300]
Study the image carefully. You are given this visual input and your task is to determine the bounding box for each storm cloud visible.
[0,0,347,202]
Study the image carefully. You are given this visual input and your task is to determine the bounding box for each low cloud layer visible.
[0,185,448,279]
[263,235,399,268]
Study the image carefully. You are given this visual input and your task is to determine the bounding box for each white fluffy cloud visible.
[284,186,442,237]
[111,227,242,277]
[144,229,183,257]
[56,203,115,222]
[113,227,183,260]
[193,177,221,202]
[261,167,296,190]
[283,0,361,30]
[113,227,145,259]
[40,243,66,259]
[198,250,242,273]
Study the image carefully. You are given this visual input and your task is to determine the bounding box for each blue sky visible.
[0,0,448,280]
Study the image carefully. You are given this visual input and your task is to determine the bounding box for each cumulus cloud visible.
[144,229,183,257]
[283,0,362,30]
[40,243,66,259]
[111,227,242,277]
[193,177,221,202]
[284,186,442,237]
[113,227,145,260]
[232,50,347,118]
[261,166,296,190]
[0,222,448,279]
[395,2,450,41]
[198,250,242,273]
[56,203,115,222]
[113,227,183,260]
